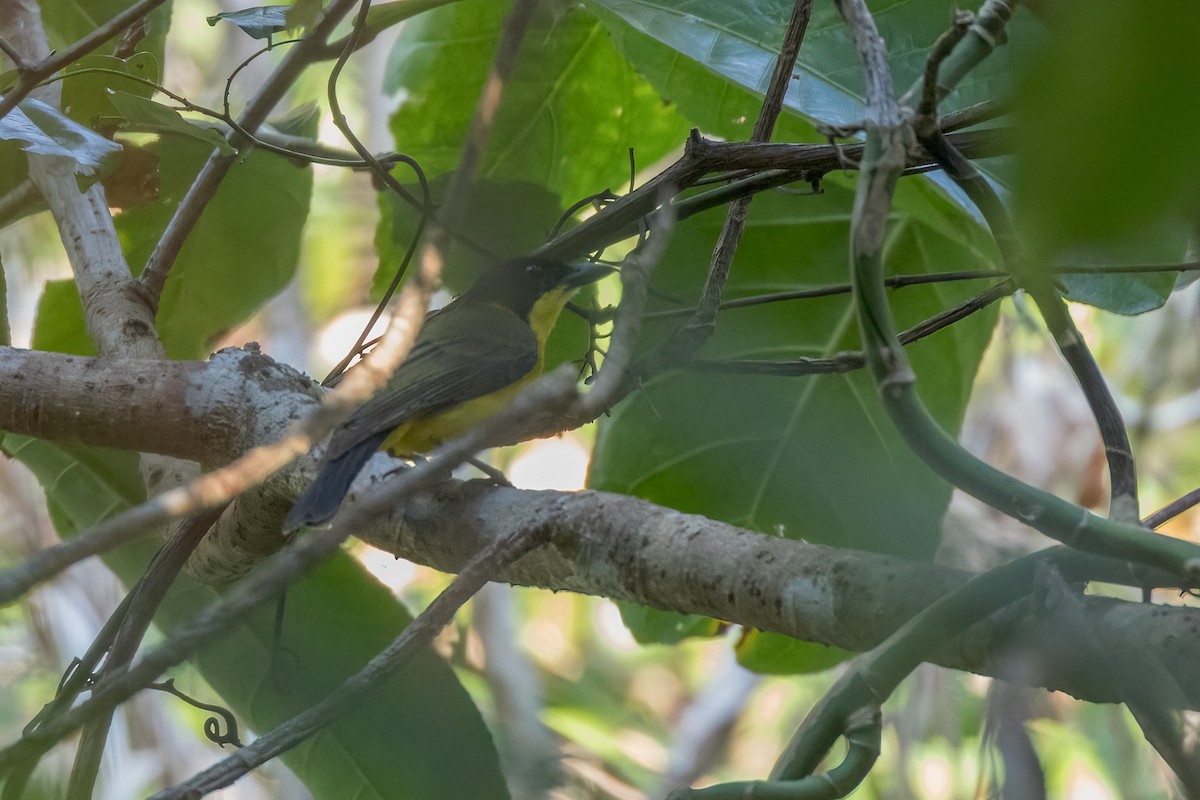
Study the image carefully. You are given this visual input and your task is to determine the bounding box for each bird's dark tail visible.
[284,432,389,532]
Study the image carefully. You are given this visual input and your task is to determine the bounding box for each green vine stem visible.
[842,3,1200,577]
[906,0,1139,521]
[917,131,1140,522]
[899,0,1017,110]
[674,545,1154,798]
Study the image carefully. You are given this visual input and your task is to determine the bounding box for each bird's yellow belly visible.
[380,371,538,456]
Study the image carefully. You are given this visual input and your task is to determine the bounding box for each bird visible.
[284,258,613,531]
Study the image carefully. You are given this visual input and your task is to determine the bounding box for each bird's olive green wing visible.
[325,303,539,460]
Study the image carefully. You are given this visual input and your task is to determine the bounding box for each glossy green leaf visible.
[1059,272,1175,317]
[1014,0,1200,256]
[114,134,311,358]
[589,176,999,669]
[1053,223,1189,315]
[384,0,689,207]
[587,0,1038,134]
[206,6,290,40]
[106,91,234,154]
[0,98,122,178]
[585,1,815,144]
[61,54,159,128]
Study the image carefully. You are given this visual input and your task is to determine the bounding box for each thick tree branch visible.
[361,482,1200,709]
[3,345,1200,711]
[0,346,317,465]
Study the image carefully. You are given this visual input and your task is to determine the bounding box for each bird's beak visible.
[562,261,617,289]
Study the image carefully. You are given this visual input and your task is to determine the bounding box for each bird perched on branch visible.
[284,258,613,531]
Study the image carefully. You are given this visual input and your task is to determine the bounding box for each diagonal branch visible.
[0,0,168,121]
[138,0,363,309]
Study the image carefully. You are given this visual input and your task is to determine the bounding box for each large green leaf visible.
[114,134,311,358]
[31,279,94,355]
[586,0,1039,135]
[584,1,816,144]
[589,175,999,670]
[1059,272,1175,317]
[1054,223,1190,315]
[384,0,689,208]
[1014,0,1200,258]
[585,0,1034,225]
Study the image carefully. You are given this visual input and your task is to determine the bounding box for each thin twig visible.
[530,128,1007,266]
[0,35,26,69]
[917,11,973,121]
[689,279,1011,377]
[644,268,1002,320]
[1143,487,1200,530]
[939,98,1009,132]
[692,0,813,325]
